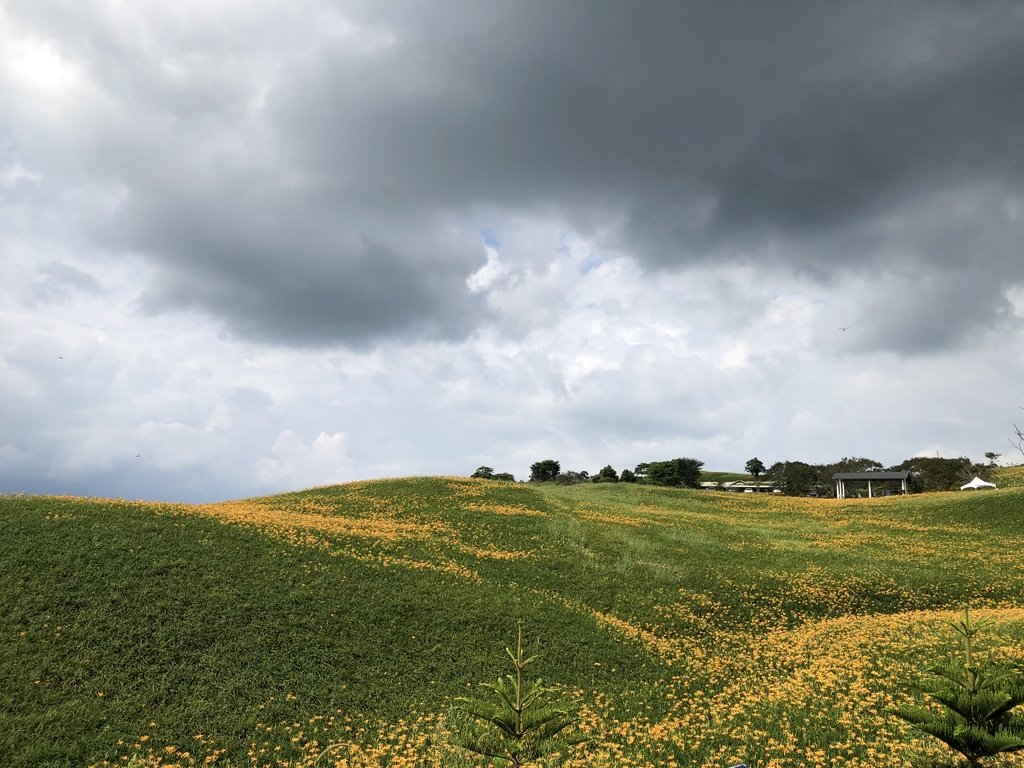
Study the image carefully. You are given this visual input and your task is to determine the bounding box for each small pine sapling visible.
[452,624,587,767]
[896,606,1024,767]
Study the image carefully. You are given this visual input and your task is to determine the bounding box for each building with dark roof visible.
[832,471,910,499]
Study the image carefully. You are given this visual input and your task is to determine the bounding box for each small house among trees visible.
[725,480,776,493]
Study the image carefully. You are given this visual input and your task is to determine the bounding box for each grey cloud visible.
[697,31,1024,246]
[0,459,256,504]
[135,229,483,347]
[27,262,102,304]
[300,2,1024,229]
[822,182,1024,355]
[91,138,489,345]
[851,272,1018,355]
[5,1,1024,350]
[0,336,290,502]
[267,1,1024,348]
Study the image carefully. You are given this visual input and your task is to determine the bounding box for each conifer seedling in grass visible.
[452,624,587,766]
[896,607,1024,767]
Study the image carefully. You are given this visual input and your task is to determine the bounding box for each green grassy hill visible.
[3,479,1024,767]
[993,464,1024,488]
[694,470,750,484]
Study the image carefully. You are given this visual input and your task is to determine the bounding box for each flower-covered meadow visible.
[3,476,1024,767]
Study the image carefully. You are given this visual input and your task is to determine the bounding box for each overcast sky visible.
[3,1,1024,502]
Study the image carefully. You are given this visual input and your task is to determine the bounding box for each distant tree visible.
[744,457,766,479]
[769,461,820,496]
[644,458,703,489]
[893,456,978,493]
[633,463,649,481]
[529,460,561,483]
[968,461,990,483]
[619,468,637,483]
[594,465,619,483]
[493,472,515,482]
[832,456,884,473]
[472,466,495,479]
[985,451,1002,467]
[555,470,589,485]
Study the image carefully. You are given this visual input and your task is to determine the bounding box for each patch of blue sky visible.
[480,229,500,248]
[553,232,603,275]
[555,234,571,258]
[578,253,604,276]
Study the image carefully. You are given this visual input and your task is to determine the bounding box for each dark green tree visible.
[894,457,980,493]
[554,470,588,485]
[529,460,560,483]
[453,625,586,767]
[493,472,516,482]
[644,458,703,488]
[768,460,820,496]
[472,466,495,479]
[619,468,636,483]
[633,463,649,481]
[896,607,1024,767]
[594,465,619,483]
[744,457,766,479]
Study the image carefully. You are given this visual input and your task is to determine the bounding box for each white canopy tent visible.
[960,476,997,491]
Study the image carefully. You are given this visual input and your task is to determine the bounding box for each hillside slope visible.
[3,479,1024,767]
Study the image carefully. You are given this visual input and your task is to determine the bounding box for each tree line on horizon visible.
[471,454,996,496]
[763,455,995,496]
[473,458,704,489]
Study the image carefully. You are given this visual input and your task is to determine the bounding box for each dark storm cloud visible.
[293,1,1024,235]
[267,0,1024,350]
[120,187,484,346]
[7,1,1024,349]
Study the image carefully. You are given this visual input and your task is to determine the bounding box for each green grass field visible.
[3,477,1024,767]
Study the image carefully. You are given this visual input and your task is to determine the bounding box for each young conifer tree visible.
[896,607,1024,766]
[452,624,586,767]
